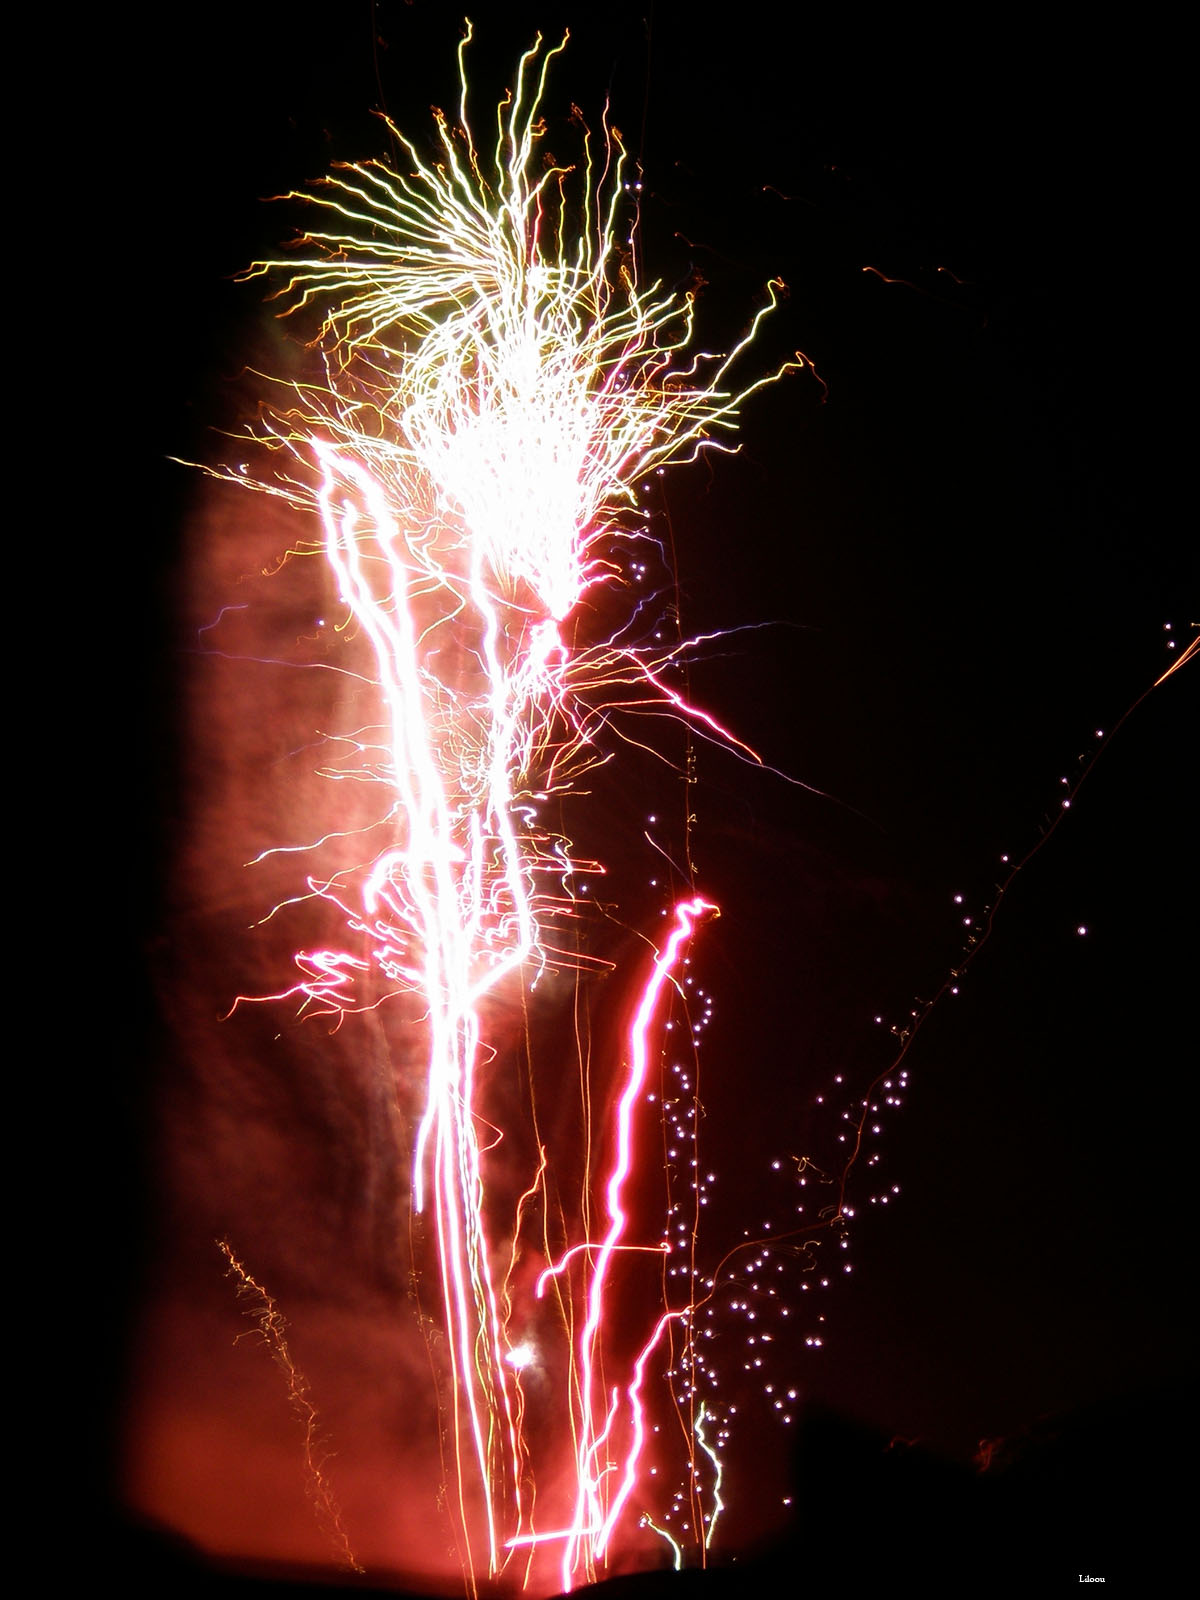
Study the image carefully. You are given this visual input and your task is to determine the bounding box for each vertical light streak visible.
[314,441,527,1573]
[694,1401,725,1547]
[561,897,714,1589]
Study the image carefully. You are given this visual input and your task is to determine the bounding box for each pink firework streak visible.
[554,896,716,1590]
[203,25,799,1590]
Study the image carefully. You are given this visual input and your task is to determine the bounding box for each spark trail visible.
[212,24,797,1589]
[217,1242,362,1573]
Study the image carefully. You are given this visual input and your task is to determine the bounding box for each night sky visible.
[96,3,1191,1593]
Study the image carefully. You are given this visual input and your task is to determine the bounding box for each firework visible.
[187,25,800,1591]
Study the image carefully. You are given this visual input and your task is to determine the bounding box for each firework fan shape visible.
[211,23,799,1592]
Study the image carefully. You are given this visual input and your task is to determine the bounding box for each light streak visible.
[694,1402,725,1547]
[641,1513,683,1569]
[217,1241,362,1573]
[560,898,714,1588]
[206,23,794,1591]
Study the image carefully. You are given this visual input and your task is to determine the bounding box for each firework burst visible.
[194,24,800,1591]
